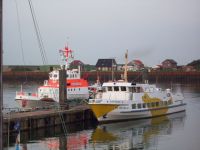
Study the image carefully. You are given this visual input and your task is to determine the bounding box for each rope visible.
[14,0,28,83]
[28,0,48,65]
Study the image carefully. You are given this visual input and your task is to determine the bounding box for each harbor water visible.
[3,82,200,150]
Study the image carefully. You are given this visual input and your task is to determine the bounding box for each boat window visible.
[133,87,137,93]
[135,87,143,93]
[142,103,146,108]
[132,104,136,109]
[114,86,119,91]
[160,101,163,106]
[147,103,151,108]
[137,103,142,109]
[102,87,106,92]
[151,102,155,107]
[129,87,133,92]
[121,86,126,91]
[108,87,112,91]
[156,102,159,107]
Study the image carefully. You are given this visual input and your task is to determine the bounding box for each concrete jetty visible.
[3,105,96,134]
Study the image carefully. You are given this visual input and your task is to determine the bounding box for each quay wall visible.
[3,71,200,83]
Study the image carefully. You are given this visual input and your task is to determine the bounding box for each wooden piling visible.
[59,66,66,105]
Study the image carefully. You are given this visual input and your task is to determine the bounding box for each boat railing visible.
[16,91,38,97]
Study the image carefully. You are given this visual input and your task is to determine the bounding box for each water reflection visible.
[5,112,185,150]
[90,112,186,150]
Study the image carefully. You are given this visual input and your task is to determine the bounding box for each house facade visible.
[127,59,144,71]
[96,59,117,71]
[162,59,177,69]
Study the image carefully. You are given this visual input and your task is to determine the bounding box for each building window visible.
[142,103,146,108]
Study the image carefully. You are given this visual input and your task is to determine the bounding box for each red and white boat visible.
[15,46,89,109]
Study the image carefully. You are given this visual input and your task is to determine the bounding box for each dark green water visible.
[3,83,200,150]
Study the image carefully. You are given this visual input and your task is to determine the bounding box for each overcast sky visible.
[3,0,200,67]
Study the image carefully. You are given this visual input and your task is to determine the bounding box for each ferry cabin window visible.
[114,86,119,91]
[102,87,106,92]
[132,104,136,109]
[142,103,146,108]
[137,103,142,109]
[129,87,133,92]
[147,103,151,108]
[121,86,126,91]
[151,102,155,107]
[108,87,112,91]
[156,102,159,107]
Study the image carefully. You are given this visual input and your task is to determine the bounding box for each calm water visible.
[2,82,200,150]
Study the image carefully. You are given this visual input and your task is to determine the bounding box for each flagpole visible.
[0,0,3,149]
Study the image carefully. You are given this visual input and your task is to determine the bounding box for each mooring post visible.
[59,65,67,108]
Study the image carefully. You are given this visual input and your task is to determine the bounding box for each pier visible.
[3,105,96,134]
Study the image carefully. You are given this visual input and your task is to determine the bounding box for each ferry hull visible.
[95,103,186,123]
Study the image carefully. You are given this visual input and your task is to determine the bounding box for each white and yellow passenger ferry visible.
[89,50,186,123]
[88,81,186,123]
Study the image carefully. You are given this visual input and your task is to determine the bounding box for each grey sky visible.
[3,0,200,66]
